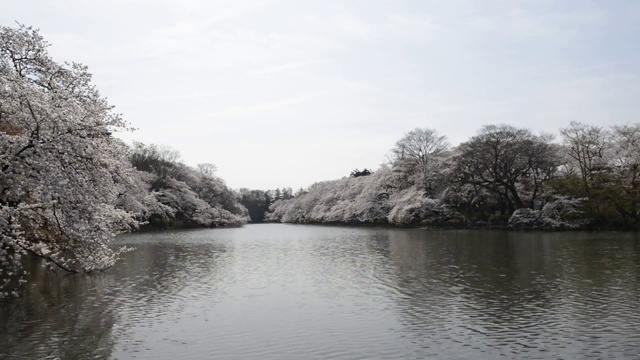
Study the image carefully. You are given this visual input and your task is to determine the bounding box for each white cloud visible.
[246,59,331,75]
[332,14,376,38]
[210,96,316,118]
[468,6,607,39]
[508,8,559,37]
[384,13,445,42]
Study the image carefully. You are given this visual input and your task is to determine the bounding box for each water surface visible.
[2,225,640,359]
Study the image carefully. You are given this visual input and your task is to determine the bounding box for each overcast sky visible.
[3,1,640,190]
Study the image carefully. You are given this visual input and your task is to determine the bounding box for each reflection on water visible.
[386,231,640,358]
[1,226,639,359]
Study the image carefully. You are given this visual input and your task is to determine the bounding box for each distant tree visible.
[282,187,293,200]
[603,123,640,221]
[559,121,610,194]
[129,143,247,228]
[350,168,373,177]
[452,124,558,213]
[196,163,217,177]
[238,189,271,222]
[391,128,449,194]
[130,142,185,180]
[523,133,561,208]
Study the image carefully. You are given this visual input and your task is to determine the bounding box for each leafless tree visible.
[197,163,217,177]
[559,121,610,194]
[391,128,449,194]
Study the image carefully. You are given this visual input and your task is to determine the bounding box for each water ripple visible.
[1,226,639,359]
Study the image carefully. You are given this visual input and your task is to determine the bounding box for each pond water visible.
[1,225,640,359]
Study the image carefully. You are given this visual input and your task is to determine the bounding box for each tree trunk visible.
[507,184,525,209]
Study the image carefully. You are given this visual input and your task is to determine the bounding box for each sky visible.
[3,0,640,190]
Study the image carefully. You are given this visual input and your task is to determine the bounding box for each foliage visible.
[129,142,184,180]
[452,125,558,213]
[0,25,249,296]
[266,166,463,226]
[269,122,640,229]
[540,196,585,227]
[0,24,138,296]
[508,208,544,228]
[238,189,271,222]
[350,168,372,177]
[129,143,248,228]
[509,197,586,230]
[559,121,609,194]
[391,128,449,194]
[488,213,510,224]
[266,167,393,224]
[606,124,640,222]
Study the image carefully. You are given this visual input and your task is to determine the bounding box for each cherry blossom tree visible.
[128,142,248,228]
[559,121,610,194]
[0,24,138,296]
[391,128,449,194]
[452,125,558,213]
[606,123,640,221]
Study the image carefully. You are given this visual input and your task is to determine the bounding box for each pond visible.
[1,225,640,359]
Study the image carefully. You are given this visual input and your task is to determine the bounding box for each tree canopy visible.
[268,122,639,230]
[453,125,558,212]
[391,128,449,194]
[0,25,139,295]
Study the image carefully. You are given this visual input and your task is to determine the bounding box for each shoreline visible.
[130,218,640,233]
[253,220,640,232]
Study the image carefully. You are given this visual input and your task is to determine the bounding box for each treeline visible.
[0,25,247,296]
[268,124,640,230]
[127,142,248,228]
[238,187,301,222]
